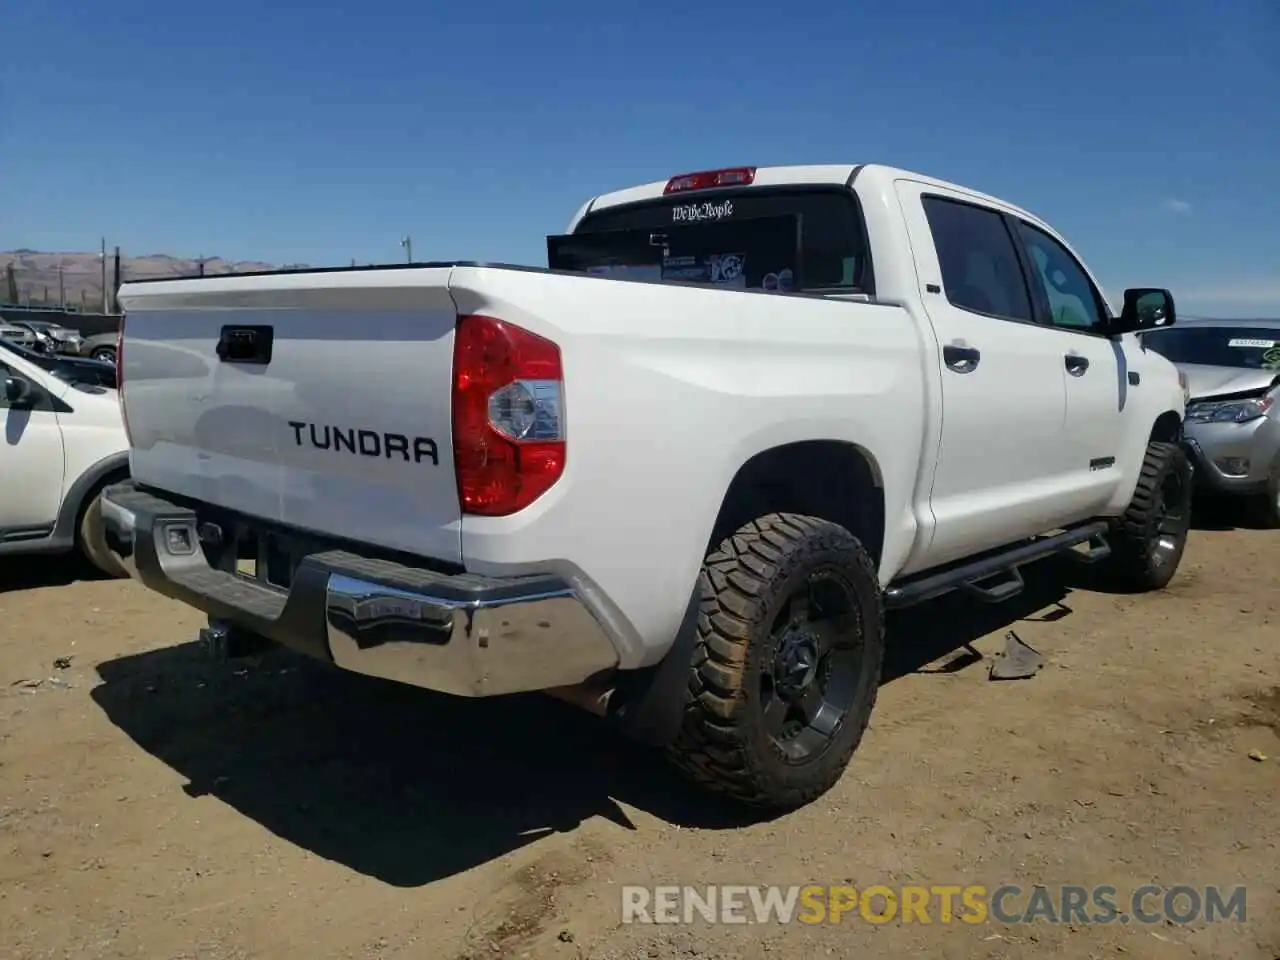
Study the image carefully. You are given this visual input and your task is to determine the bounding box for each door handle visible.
[1064,353,1089,376]
[943,343,981,374]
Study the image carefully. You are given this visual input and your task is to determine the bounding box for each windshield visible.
[1143,325,1280,371]
[552,187,872,294]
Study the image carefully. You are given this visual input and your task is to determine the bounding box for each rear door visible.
[894,181,1079,567]
[118,269,463,564]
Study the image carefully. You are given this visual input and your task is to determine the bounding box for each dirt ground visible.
[1,503,1277,960]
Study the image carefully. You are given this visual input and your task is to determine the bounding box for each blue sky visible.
[3,0,1278,316]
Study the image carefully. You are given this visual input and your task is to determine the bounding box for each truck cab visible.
[554,164,1186,572]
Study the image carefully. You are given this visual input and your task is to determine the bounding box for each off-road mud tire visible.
[665,513,884,810]
[1099,441,1192,592]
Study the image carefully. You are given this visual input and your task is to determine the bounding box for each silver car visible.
[1140,317,1280,526]
[0,321,39,349]
[12,319,85,355]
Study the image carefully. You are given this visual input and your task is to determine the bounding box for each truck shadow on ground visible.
[1188,492,1274,532]
[90,561,1076,889]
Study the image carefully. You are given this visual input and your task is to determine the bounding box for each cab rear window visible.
[550,187,873,295]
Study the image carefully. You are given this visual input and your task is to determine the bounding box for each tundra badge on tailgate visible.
[287,420,439,466]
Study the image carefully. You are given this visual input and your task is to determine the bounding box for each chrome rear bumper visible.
[99,482,620,697]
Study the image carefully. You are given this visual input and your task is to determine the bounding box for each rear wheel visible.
[665,513,884,810]
[1098,441,1193,591]
[78,490,129,579]
[91,346,117,363]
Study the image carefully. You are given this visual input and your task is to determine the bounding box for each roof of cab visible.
[580,162,1048,229]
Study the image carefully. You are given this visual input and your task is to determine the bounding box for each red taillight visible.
[116,313,131,443]
[663,166,756,194]
[451,315,565,516]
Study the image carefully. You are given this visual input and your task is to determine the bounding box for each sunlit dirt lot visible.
[1,502,1277,959]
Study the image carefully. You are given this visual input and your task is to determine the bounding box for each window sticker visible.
[671,199,735,223]
[1227,338,1276,348]
[661,252,748,288]
[710,253,745,285]
[586,264,662,282]
[1262,346,1280,370]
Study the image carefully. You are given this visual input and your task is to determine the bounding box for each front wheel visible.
[1098,441,1193,591]
[91,346,117,364]
[665,513,885,810]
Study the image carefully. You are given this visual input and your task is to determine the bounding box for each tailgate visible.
[117,267,463,565]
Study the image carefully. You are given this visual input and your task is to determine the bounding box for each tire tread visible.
[665,513,884,809]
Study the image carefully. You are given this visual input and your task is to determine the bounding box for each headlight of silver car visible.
[1186,391,1275,424]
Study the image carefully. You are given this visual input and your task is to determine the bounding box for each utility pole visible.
[58,257,65,307]
[401,235,412,263]
[99,237,108,313]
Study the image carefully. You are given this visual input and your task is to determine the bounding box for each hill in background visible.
[1,249,308,309]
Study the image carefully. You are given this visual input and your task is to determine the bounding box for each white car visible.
[0,340,130,577]
[103,162,1189,809]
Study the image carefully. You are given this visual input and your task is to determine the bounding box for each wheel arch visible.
[51,451,131,546]
[706,439,886,567]
[1148,410,1183,445]
[613,438,885,749]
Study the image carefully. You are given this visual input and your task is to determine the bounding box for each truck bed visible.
[117,260,926,662]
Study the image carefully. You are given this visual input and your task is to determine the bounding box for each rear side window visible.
[922,196,1033,323]
[559,188,873,294]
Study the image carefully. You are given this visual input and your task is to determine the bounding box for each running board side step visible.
[1066,533,1112,564]
[883,521,1110,610]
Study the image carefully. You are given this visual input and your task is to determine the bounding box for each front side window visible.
[922,196,1034,323]
[1015,222,1106,332]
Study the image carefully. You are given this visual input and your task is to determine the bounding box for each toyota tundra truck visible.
[101,163,1191,810]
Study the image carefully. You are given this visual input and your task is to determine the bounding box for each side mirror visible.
[1112,288,1176,336]
[4,376,34,406]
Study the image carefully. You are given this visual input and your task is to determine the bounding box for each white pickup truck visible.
[102,163,1192,810]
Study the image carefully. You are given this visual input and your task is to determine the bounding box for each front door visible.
[1011,218,1127,515]
[0,356,66,538]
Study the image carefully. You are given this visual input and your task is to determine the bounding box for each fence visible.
[1,248,310,315]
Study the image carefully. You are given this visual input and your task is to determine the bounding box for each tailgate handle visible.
[216,325,274,364]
